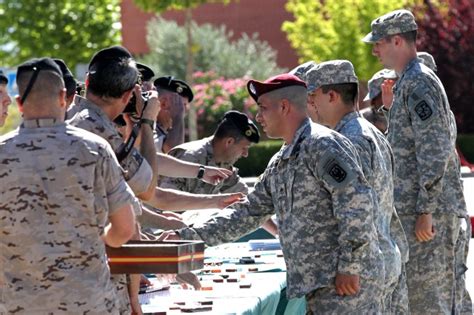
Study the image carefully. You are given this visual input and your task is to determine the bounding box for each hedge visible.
[235,140,283,177]
[458,134,474,163]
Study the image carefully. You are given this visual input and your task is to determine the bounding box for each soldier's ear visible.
[225,137,235,147]
[15,95,24,113]
[58,88,67,108]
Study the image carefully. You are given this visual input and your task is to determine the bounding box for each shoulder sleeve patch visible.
[408,86,437,125]
[318,150,357,189]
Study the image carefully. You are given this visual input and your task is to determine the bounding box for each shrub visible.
[140,17,284,81]
[235,140,283,177]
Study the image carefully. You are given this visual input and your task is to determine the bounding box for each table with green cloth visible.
[140,242,306,315]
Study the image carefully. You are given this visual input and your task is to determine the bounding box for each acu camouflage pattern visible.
[417,51,437,72]
[67,95,152,199]
[388,58,469,313]
[335,112,409,313]
[388,58,466,217]
[0,119,136,314]
[306,60,358,93]
[363,68,398,102]
[179,119,384,308]
[288,61,317,83]
[160,137,248,195]
[362,9,418,43]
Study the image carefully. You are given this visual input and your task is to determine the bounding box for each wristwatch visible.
[196,165,206,180]
[140,118,155,128]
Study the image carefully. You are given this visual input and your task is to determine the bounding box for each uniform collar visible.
[394,57,419,91]
[281,117,311,160]
[73,95,111,123]
[334,111,360,132]
[22,118,64,129]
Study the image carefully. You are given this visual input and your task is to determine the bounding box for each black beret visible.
[247,73,307,103]
[0,69,8,84]
[88,45,132,70]
[154,76,194,102]
[222,110,260,143]
[136,63,155,82]
[54,58,77,94]
[17,57,62,79]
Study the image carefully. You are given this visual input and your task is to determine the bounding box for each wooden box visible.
[106,240,205,274]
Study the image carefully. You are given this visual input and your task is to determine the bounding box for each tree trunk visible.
[185,7,197,140]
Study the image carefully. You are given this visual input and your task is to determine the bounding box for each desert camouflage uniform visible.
[161,136,248,194]
[67,95,152,314]
[178,119,384,314]
[388,57,469,314]
[0,119,136,314]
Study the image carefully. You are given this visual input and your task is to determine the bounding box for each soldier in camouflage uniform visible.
[67,45,160,315]
[306,60,409,314]
[0,58,136,314]
[161,110,259,195]
[364,9,471,314]
[0,69,12,127]
[160,110,278,235]
[160,73,385,314]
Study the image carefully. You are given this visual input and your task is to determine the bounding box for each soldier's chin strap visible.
[20,67,41,104]
[116,98,149,163]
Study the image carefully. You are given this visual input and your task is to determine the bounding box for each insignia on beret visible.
[249,82,256,95]
[221,110,260,143]
[414,101,433,121]
[154,76,194,102]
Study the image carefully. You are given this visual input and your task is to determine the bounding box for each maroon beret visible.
[247,73,307,103]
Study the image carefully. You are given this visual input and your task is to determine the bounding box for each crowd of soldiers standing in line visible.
[0,8,471,315]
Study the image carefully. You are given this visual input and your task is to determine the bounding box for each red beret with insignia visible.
[247,73,307,103]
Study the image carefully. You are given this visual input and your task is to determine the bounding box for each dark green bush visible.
[235,140,283,177]
[457,134,474,163]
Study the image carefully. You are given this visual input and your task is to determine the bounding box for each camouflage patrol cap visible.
[362,9,418,43]
[289,61,317,82]
[221,110,260,143]
[306,60,358,93]
[0,69,7,84]
[417,52,437,72]
[247,73,307,103]
[154,76,194,102]
[363,68,398,102]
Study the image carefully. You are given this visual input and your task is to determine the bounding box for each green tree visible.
[0,0,121,70]
[133,0,232,140]
[282,0,415,80]
[141,18,283,80]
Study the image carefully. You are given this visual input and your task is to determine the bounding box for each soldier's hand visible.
[216,192,246,209]
[415,213,435,242]
[157,230,181,241]
[176,272,202,290]
[381,79,395,109]
[139,89,160,121]
[335,273,360,296]
[163,217,188,230]
[201,166,233,185]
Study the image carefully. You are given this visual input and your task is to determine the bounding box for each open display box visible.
[106,240,205,274]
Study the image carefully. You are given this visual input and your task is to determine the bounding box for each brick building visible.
[120,0,299,69]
